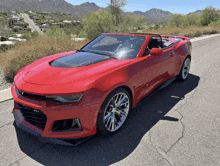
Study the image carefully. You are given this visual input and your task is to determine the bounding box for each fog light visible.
[52,118,82,131]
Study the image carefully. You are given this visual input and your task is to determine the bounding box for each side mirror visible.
[150,48,163,56]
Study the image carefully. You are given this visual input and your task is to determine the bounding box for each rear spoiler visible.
[161,35,190,41]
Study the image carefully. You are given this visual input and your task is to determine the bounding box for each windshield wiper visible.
[89,50,118,59]
[76,49,85,52]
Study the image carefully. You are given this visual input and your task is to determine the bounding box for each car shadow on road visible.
[14,73,200,166]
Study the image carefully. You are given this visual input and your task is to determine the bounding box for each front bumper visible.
[11,84,100,145]
[13,110,92,146]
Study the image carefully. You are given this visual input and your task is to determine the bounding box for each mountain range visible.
[0,0,200,22]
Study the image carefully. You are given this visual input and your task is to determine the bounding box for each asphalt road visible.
[19,13,43,35]
[0,35,220,166]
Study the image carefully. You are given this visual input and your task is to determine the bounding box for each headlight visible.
[46,94,83,103]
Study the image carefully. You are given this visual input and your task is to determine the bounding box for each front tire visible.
[178,56,191,81]
[97,88,131,136]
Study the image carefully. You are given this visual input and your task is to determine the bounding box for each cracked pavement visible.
[0,35,220,166]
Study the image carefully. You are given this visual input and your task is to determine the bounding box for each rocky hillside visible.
[0,0,101,18]
[0,0,173,22]
[133,8,172,22]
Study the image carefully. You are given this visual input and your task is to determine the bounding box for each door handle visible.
[170,52,174,57]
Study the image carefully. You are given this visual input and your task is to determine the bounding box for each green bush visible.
[187,13,201,26]
[23,22,29,28]
[31,31,39,38]
[23,28,31,32]
[209,18,220,26]
[45,27,69,38]
[21,33,31,40]
[167,14,190,27]
[200,6,219,26]
[77,31,87,38]
[6,32,17,38]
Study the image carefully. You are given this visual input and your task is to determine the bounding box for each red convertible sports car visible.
[12,33,192,145]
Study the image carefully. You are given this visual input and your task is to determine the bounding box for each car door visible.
[128,52,165,102]
[128,37,175,102]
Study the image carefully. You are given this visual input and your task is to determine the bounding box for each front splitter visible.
[13,110,93,146]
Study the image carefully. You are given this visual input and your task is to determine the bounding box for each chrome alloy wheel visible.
[181,57,191,80]
[103,92,130,132]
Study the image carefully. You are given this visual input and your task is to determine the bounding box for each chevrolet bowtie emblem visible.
[19,91,24,95]
[33,110,39,113]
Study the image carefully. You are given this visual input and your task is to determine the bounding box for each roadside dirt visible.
[0,68,13,91]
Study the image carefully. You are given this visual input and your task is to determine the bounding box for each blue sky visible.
[65,0,220,14]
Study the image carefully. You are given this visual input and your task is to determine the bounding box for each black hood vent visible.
[50,52,111,68]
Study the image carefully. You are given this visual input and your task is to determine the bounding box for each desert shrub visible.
[167,14,190,27]
[45,26,69,38]
[184,33,194,38]
[203,30,212,35]
[203,29,218,35]
[187,13,201,26]
[21,33,31,40]
[0,44,14,52]
[31,31,39,38]
[200,6,219,26]
[6,32,17,38]
[1,36,7,41]
[12,27,23,33]
[23,22,29,28]
[171,31,180,36]
[77,31,87,38]
[23,28,31,32]
[80,9,144,39]
[194,31,202,37]
[209,18,220,26]
[210,30,218,34]
[0,36,89,82]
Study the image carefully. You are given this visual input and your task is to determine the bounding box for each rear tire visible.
[97,88,131,136]
[178,56,191,81]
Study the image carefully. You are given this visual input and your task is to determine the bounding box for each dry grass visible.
[142,25,220,37]
[0,36,89,82]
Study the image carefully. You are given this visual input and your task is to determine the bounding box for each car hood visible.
[22,51,130,85]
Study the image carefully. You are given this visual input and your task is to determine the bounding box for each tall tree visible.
[200,6,219,26]
[109,0,126,25]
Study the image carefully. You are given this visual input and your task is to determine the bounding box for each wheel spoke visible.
[105,116,111,128]
[108,119,112,130]
[104,113,111,121]
[114,95,119,105]
[111,114,116,130]
[117,96,126,107]
[120,101,129,106]
[116,94,123,106]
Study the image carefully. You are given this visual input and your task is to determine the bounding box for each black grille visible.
[18,103,47,129]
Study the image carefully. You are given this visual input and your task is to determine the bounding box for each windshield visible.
[81,35,146,59]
